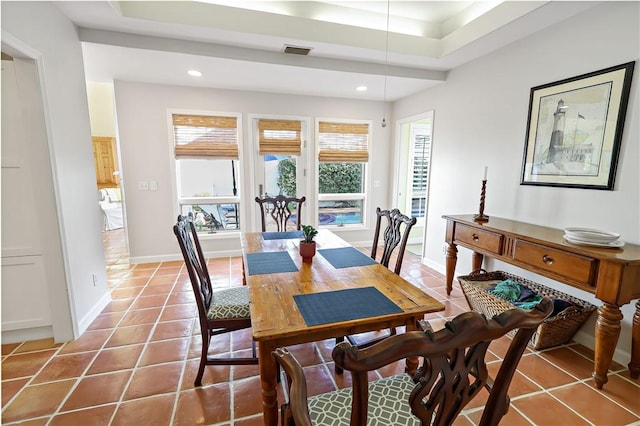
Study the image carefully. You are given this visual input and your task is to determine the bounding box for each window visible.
[172,113,241,233]
[410,133,431,218]
[316,120,369,227]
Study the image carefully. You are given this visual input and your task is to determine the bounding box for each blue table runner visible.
[262,231,303,240]
[245,251,298,275]
[294,287,403,326]
[318,247,376,269]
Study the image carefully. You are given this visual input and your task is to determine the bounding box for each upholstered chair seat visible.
[206,287,251,320]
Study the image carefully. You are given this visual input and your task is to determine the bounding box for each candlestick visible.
[473,178,489,223]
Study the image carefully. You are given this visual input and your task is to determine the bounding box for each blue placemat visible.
[294,287,403,326]
[318,247,376,269]
[246,251,298,275]
[262,231,303,240]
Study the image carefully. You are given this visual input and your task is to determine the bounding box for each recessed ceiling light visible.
[188,70,202,77]
[356,85,367,92]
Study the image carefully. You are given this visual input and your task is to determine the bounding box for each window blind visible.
[318,121,369,162]
[173,114,238,159]
[258,119,302,155]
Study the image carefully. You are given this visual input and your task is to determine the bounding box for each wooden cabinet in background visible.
[92,136,118,189]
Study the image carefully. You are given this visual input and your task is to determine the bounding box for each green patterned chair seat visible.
[207,287,250,319]
[308,373,420,425]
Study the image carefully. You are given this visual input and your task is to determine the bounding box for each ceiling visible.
[55,1,599,101]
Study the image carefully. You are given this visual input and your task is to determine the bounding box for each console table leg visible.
[593,303,623,389]
[445,243,458,295]
[472,252,484,273]
[629,300,640,379]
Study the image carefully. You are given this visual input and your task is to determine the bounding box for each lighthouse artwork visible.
[521,61,634,189]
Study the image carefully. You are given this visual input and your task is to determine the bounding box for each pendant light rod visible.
[382,0,390,128]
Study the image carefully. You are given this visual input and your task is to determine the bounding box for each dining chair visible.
[255,195,306,232]
[173,213,258,386]
[335,207,417,361]
[275,299,553,426]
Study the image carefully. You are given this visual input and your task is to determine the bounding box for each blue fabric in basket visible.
[245,252,298,275]
[294,287,403,326]
[262,231,303,240]
[318,247,376,269]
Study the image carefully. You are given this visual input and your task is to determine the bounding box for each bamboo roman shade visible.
[318,121,369,162]
[173,114,238,159]
[258,119,302,155]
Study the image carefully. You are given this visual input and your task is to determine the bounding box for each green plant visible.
[277,158,363,195]
[301,224,318,243]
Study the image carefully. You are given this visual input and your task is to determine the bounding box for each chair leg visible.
[195,351,207,387]
[335,336,345,375]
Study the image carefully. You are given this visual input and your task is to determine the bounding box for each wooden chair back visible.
[276,299,553,426]
[371,207,417,275]
[255,195,306,231]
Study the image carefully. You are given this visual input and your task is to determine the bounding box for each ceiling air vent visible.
[283,45,312,56]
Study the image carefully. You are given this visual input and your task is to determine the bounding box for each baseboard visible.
[2,326,53,344]
[77,291,112,336]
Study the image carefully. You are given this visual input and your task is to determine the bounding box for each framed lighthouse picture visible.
[521,61,634,190]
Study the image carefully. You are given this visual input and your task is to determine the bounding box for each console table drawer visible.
[513,240,596,285]
[454,224,503,255]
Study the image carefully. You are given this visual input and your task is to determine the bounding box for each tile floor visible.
[1,228,639,425]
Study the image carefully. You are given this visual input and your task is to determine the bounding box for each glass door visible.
[253,117,309,231]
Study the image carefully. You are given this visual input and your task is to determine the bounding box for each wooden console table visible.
[443,214,640,389]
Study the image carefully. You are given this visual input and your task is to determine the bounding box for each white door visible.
[394,111,434,257]
[252,116,311,231]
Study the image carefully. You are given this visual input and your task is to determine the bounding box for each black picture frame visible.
[520,61,635,190]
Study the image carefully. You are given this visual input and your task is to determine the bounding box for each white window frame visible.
[168,109,244,239]
[314,117,371,230]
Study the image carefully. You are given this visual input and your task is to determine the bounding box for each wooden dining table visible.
[240,229,445,426]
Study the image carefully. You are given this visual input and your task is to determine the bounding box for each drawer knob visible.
[542,255,554,265]
[472,234,480,242]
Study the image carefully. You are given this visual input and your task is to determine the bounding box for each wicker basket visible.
[457,270,596,350]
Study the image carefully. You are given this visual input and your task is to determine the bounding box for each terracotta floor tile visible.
[49,404,116,426]
[538,346,597,379]
[550,382,639,425]
[104,324,154,348]
[231,328,255,352]
[119,307,162,326]
[300,364,337,397]
[111,393,175,426]
[514,353,577,389]
[2,378,29,406]
[111,286,144,299]
[140,283,174,296]
[167,291,196,305]
[1,379,75,423]
[486,362,542,397]
[139,338,190,366]
[14,338,62,353]
[174,384,231,425]
[1,350,57,380]
[31,351,96,383]
[131,294,168,309]
[586,374,640,416]
[87,311,125,330]
[182,359,230,389]
[1,342,21,356]
[62,370,132,411]
[86,344,144,374]
[58,329,113,354]
[148,274,178,286]
[100,298,134,313]
[124,361,183,400]
[233,375,266,418]
[159,304,197,321]
[151,319,194,341]
[512,392,591,426]
[234,415,264,426]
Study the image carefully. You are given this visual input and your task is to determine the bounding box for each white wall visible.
[1,2,111,341]
[86,83,116,137]
[395,2,639,363]
[113,81,393,262]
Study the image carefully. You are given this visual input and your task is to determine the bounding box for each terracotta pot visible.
[299,241,316,263]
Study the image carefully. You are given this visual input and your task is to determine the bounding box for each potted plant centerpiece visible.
[299,224,318,263]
